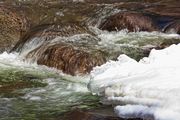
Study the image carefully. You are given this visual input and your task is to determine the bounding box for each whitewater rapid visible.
[0,51,96,119]
[0,29,180,119]
[89,43,180,120]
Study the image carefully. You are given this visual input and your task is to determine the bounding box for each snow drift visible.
[89,44,180,120]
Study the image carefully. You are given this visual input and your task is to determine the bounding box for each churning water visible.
[0,28,179,119]
[0,52,100,119]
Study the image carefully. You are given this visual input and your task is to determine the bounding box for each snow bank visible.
[89,44,180,120]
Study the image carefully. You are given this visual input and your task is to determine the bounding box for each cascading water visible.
[0,1,180,120]
[1,27,179,119]
[0,51,101,119]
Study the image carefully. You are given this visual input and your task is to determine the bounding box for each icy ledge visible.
[88,44,180,120]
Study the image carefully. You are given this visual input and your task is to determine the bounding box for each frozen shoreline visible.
[89,44,180,120]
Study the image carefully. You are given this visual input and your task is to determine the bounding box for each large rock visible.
[0,5,28,52]
[27,42,105,75]
[99,12,159,32]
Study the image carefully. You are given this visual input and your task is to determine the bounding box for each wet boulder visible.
[0,5,28,52]
[163,20,180,34]
[27,43,105,75]
[99,12,159,32]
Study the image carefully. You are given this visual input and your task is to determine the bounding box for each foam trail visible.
[89,44,180,120]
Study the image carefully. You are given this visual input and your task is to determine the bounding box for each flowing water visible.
[0,0,180,119]
[0,27,179,119]
[0,52,100,120]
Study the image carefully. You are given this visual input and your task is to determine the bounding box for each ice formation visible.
[89,44,180,120]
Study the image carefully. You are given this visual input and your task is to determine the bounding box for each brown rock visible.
[0,5,28,52]
[145,6,180,18]
[99,12,159,32]
[163,20,180,34]
[29,43,105,75]
[144,0,180,18]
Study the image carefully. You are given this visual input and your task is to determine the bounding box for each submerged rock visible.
[0,69,47,98]
[0,5,29,52]
[142,38,180,56]
[99,12,159,32]
[60,107,143,120]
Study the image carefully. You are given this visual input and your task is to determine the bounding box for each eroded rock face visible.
[0,5,28,52]
[99,12,159,32]
[163,20,180,34]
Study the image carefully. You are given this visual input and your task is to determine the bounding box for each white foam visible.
[97,30,180,48]
[89,44,180,120]
[29,96,42,101]
[0,52,28,67]
[98,30,180,44]
[73,0,84,2]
